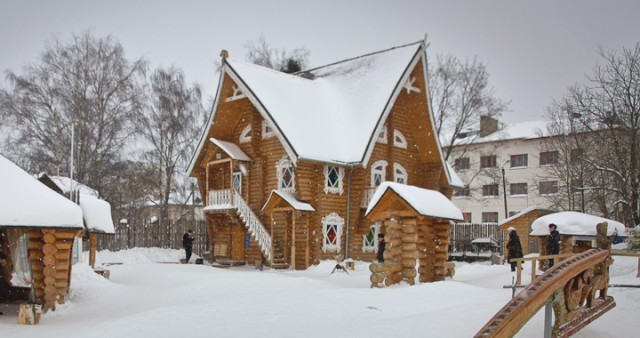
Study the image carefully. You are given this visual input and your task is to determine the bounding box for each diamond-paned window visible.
[276,157,295,192]
[322,212,344,252]
[362,222,381,253]
[324,166,344,194]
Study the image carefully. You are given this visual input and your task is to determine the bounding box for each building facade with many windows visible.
[446,119,559,223]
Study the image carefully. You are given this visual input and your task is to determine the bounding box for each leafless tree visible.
[244,34,309,73]
[0,31,146,192]
[137,66,205,246]
[429,54,509,161]
[543,43,640,226]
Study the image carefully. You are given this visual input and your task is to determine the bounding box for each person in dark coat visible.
[182,230,194,263]
[546,223,560,268]
[506,227,523,272]
[376,233,386,263]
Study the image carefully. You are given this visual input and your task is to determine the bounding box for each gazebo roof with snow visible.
[530,211,627,237]
[365,182,463,221]
[80,197,115,234]
[0,154,83,229]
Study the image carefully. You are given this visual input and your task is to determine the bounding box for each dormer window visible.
[239,125,251,143]
[376,126,387,144]
[324,165,344,195]
[393,130,407,149]
[262,120,275,138]
[276,157,295,192]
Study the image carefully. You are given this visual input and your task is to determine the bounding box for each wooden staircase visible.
[270,241,289,269]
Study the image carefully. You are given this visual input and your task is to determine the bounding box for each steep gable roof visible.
[189,39,459,187]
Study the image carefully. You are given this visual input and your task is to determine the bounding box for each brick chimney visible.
[479,115,499,137]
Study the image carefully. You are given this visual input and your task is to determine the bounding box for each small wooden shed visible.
[0,155,84,312]
[498,206,556,255]
[365,182,462,287]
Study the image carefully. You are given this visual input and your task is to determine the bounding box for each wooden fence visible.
[449,222,505,255]
[94,219,209,257]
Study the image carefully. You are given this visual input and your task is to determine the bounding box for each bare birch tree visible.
[0,31,146,192]
[137,66,205,247]
[543,43,640,226]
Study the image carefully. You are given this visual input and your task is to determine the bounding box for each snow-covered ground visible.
[1,247,637,337]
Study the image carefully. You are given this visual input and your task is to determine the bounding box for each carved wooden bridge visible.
[475,249,615,338]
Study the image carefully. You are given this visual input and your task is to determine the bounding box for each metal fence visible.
[94,219,209,257]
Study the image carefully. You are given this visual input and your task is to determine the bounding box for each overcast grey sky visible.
[1,0,638,123]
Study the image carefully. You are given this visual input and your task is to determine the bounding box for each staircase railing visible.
[231,190,272,260]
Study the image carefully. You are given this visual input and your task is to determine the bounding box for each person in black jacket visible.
[376,233,386,263]
[182,230,194,263]
[546,223,560,268]
[506,227,523,271]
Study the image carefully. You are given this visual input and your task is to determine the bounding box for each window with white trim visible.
[239,125,251,143]
[322,212,344,252]
[393,163,407,184]
[262,120,275,138]
[324,165,344,194]
[370,160,388,187]
[376,126,387,144]
[393,129,407,149]
[362,222,381,253]
[276,157,295,192]
[232,172,242,194]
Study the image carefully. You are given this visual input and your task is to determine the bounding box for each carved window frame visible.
[262,120,275,139]
[370,160,388,187]
[323,165,344,195]
[276,157,295,192]
[239,124,251,143]
[393,163,408,184]
[393,129,407,149]
[362,221,381,253]
[322,212,344,252]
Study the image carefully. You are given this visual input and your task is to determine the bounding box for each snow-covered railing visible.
[231,190,272,260]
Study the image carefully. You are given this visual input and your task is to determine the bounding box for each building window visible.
[510,154,528,168]
[482,184,499,197]
[510,183,527,196]
[539,151,558,165]
[276,157,295,192]
[462,212,472,223]
[454,186,470,197]
[482,212,498,223]
[322,212,344,252]
[262,120,275,138]
[539,181,558,195]
[480,155,497,169]
[570,149,583,163]
[393,129,407,149]
[571,179,583,194]
[324,165,344,195]
[233,172,242,194]
[239,124,251,143]
[376,126,387,144]
[370,160,388,187]
[393,163,407,184]
[362,222,381,253]
[454,157,470,170]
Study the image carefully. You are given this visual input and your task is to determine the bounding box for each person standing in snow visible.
[546,223,560,268]
[182,230,194,263]
[376,233,386,263]
[506,227,523,272]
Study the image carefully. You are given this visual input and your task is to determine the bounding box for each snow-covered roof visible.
[471,237,499,246]
[80,196,115,234]
[450,120,549,147]
[46,175,100,197]
[223,42,421,165]
[262,190,315,212]
[530,211,627,236]
[365,182,463,221]
[210,138,252,162]
[0,154,83,229]
[445,161,465,188]
[498,205,557,226]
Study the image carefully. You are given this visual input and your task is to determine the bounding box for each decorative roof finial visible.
[220,49,229,64]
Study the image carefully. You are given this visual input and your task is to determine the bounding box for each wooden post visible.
[89,233,97,268]
[270,213,275,267]
[291,212,296,270]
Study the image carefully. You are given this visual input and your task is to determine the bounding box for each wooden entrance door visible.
[230,224,245,261]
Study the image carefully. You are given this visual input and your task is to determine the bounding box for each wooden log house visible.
[187,39,463,273]
[498,206,556,255]
[1,155,84,312]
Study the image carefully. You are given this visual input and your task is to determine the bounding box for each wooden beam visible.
[291,212,296,270]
